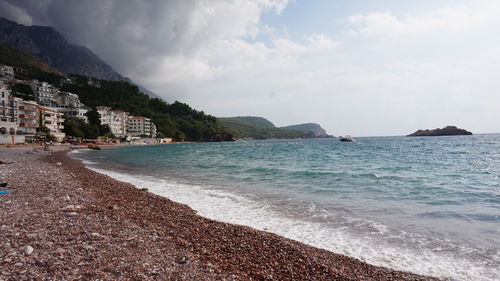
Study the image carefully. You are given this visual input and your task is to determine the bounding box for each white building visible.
[96,106,129,137]
[151,123,157,138]
[28,80,83,109]
[29,80,59,107]
[0,86,25,144]
[37,106,65,142]
[57,107,89,122]
[110,109,129,137]
[127,116,152,137]
[56,91,81,109]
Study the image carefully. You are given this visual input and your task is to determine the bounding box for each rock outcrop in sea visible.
[407,126,472,137]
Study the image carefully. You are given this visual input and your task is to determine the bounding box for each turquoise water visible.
[75,135,500,281]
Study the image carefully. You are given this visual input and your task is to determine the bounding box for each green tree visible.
[62,118,86,138]
[86,108,101,127]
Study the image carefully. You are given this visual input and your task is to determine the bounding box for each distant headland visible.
[407,126,473,137]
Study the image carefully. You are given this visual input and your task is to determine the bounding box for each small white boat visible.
[339,135,355,142]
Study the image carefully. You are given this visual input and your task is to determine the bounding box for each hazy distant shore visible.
[0,146,437,280]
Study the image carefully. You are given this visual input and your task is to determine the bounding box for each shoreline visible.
[0,146,438,280]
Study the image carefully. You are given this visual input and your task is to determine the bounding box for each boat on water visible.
[87,145,102,150]
[339,135,355,142]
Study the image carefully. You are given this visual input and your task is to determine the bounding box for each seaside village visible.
[0,64,160,145]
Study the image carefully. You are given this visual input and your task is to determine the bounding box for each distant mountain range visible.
[0,17,159,99]
[218,116,332,139]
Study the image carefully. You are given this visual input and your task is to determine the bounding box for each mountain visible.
[0,17,160,99]
[407,126,473,137]
[280,123,330,137]
[217,116,331,140]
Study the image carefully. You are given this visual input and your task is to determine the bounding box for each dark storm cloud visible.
[0,0,287,78]
[1,0,204,70]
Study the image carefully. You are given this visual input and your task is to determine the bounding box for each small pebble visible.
[14,262,23,267]
[178,256,188,264]
[55,162,62,166]
[66,212,78,217]
[23,246,33,256]
[63,195,71,201]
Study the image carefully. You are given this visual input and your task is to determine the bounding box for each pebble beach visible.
[0,146,439,280]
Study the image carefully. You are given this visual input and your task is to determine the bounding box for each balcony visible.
[20,123,36,128]
[19,114,36,119]
[19,106,36,111]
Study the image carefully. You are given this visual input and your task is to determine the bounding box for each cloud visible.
[346,1,500,36]
[0,1,33,25]
[0,0,289,71]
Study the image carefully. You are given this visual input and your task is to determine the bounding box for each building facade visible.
[29,80,59,107]
[18,100,38,141]
[97,106,132,137]
[37,106,65,142]
[0,86,25,144]
[110,109,129,137]
[57,107,89,122]
[56,91,81,109]
[151,123,157,138]
[127,116,152,137]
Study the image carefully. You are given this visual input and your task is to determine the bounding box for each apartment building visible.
[127,116,152,137]
[58,107,89,122]
[29,80,59,107]
[96,106,129,137]
[110,109,129,137]
[18,99,38,141]
[56,91,81,109]
[37,106,65,142]
[0,86,24,144]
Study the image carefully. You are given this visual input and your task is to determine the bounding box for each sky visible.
[0,0,499,136]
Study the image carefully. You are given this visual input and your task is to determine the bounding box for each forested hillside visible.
[218,116,315,139]
[0,42,64,84]
[62,76,232,141]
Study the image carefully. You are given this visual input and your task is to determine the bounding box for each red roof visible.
[130,116,148,119]
[111,109,125,113]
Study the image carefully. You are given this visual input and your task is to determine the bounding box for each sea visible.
[72,135,500,281]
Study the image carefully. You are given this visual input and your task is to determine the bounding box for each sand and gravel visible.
[0,145,439,280]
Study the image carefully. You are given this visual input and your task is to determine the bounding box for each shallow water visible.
[73,135,500,281]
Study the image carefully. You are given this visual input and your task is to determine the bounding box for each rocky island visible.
[407,126,473,137]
